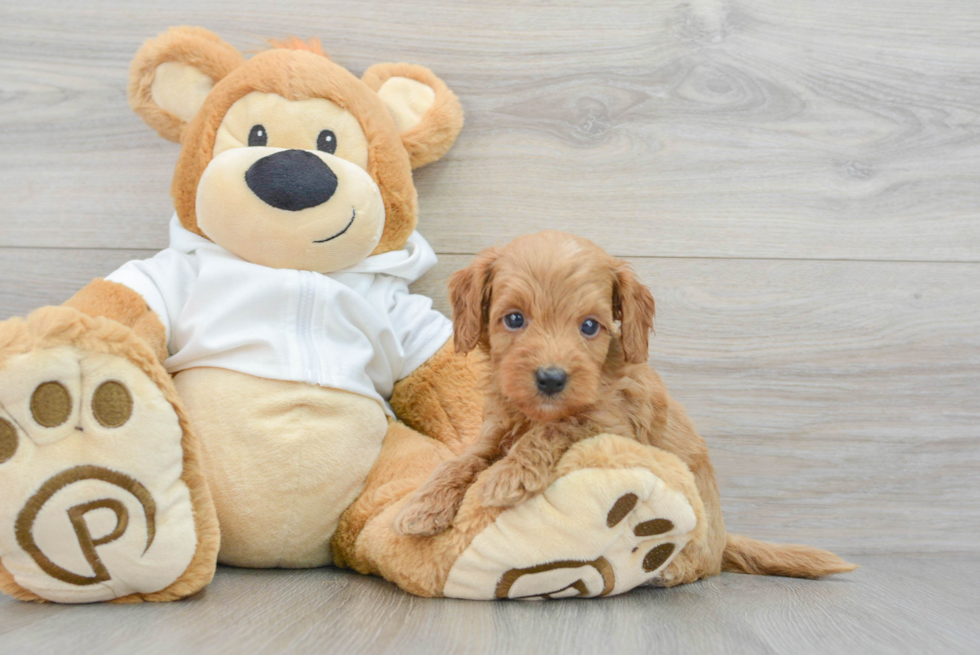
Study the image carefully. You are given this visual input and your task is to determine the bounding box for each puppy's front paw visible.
[479,460,547,508]
[392,494,459,537]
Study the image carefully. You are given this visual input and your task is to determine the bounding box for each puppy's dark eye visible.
[248,125,268,147]
[317,130,337,154]
[503,312,525,331]
[580,318,600,337]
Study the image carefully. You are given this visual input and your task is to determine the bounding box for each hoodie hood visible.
[167,213,438,284]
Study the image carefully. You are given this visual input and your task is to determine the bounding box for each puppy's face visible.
[450,232,655,422]
[488,263,613,421]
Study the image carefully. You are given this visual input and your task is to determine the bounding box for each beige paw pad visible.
[0,347,197,603]
[443,465,697,600]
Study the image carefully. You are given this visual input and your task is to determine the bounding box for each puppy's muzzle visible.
[535,367,568,396]
[245,149,338,211]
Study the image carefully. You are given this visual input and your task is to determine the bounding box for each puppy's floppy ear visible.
[128,26,245,142]
[362,63,464,169]
[448,248,499,353]
[613,261,656,364]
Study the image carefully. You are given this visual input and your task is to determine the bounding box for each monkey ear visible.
[613,262,656,364]
[448,247,499,354]
[362,63,464,169]
[128,26,245,142]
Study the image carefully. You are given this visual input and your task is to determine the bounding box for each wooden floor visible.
[1,556,979,654]
[1,0,979,652]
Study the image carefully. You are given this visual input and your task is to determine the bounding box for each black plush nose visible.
[535,367,568,396]
[245,149,338,211]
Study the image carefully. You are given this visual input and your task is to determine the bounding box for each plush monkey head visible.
[128,26,463,272]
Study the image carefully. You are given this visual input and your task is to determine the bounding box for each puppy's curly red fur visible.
[393,231,687,533]
[393,231,856,582]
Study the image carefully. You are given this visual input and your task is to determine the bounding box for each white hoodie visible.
[107,215,453,414]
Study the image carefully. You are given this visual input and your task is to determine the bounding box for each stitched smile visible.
[313,208,356,243]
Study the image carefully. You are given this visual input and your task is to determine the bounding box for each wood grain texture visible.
[422,256,980,554]
[2,249,977,554]
[0,248,154,315]
[1,0,979,559]
[2,0,980,648]
[1,557,978,654]
[1,1,979,259]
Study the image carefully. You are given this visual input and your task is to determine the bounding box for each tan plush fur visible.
[0,306,220,602]
[3,27,471,600]
[5,26,850,603]
[128,26,245,143]
[551,432,710,585]
[335,419,523,597]
[388,341,485,455]
[332,343,487,571]
[174,368,388,568]
[125,28,463,255]
[362,63,465,169]
[334,429,707,598]
[393,232,855,582]
[171,49,415,255]
[265,37,329,58]
[64,279,169,362]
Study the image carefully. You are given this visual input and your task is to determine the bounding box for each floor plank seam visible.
[3,244,980,266]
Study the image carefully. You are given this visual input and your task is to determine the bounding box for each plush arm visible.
[389,340,485,454]
[64,279,169,363]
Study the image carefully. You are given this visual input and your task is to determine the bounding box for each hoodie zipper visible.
[297,270,321,385]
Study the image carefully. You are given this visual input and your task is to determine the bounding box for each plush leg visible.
[333,427,709,599]
[0,307,218,603]
[175,369,389,568]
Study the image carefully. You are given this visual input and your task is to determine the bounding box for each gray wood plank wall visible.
[1,0,978,557]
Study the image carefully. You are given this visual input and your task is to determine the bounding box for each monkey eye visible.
[317,130,337,154]
[248,125,268,147]
[503,312,525,331]
[580,318,601,337]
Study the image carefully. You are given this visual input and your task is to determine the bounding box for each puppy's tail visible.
[721,533,858,579]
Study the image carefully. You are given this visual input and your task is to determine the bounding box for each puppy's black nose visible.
[535,367,568,396]
[245,149,338,211]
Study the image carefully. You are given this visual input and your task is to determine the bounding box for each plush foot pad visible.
[0,325,199,602]
[444,464,697,600]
